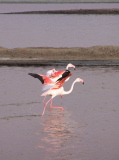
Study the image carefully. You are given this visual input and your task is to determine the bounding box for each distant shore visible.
[0,1,119,4]
[3,9,119,14]
[0,45,119,66]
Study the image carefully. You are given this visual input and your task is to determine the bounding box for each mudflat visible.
[0,45,119,66]
[0,45,119,60]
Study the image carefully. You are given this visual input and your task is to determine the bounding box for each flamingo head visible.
[66,63,76,70]
[51,68,57,73]
[76,78,84,85]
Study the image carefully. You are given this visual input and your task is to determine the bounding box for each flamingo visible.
[45,63,76,100]
[29,70,84,115]
[29,63,76,102]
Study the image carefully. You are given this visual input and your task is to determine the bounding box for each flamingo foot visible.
[50,106,64,111]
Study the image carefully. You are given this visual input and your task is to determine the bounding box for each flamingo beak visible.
[71,64,76,70]
[81,80,84,85]
[73,66,76,70]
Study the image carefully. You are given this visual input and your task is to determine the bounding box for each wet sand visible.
[0,45,119,66]
[0,66,119,160]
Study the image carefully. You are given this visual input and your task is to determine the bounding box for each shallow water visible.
[0,14,119,49]
[0,66,119,160]
[0,3,119,49]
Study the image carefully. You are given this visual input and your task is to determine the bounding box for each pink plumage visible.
[29,69,84,115]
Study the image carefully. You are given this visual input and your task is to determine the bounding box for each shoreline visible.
[0,46,119,66]
[3,9,119,14]
[0,1,119,4]
[0,59,119,67]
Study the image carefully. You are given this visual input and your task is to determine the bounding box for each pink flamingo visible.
[29,63,76,102]
[29,70,84,115]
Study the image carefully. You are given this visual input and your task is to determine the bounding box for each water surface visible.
[0,3,119,49]
[0,14,119,49]
[0,66,119,160]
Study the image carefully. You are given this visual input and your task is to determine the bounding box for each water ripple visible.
[0,114,41,120]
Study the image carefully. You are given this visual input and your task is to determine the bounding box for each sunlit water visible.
[0,65,119,160]
[0,3,119,48]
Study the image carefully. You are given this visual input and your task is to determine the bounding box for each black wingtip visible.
[28,73,44,84]
[28,73,35,76]
[28,73,38,78]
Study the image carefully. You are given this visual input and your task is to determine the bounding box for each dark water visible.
[0,66,119,160]
[0,3,119,49]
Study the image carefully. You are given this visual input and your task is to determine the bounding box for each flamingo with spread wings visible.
[29,70,84,115]
[30,63,76,103]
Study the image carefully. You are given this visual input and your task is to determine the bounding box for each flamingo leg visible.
[42,95,46,104]
[50,100,64,111]
[42,97,52,116]
[60,95,63,98]
[43,95,62,104]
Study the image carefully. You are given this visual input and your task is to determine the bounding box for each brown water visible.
[0,65,119,160]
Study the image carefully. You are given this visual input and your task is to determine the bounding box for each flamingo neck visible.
[63,80,77,95]
[66,65,69,70]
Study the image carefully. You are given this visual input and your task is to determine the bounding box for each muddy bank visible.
[0,46,119,60]
[3,9,119,14]
[0,46,119,66]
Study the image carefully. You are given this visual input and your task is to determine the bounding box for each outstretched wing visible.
[51,70,72,89]
[28,73,54,91]
[50,70,64,79]
[29,73,44,84]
